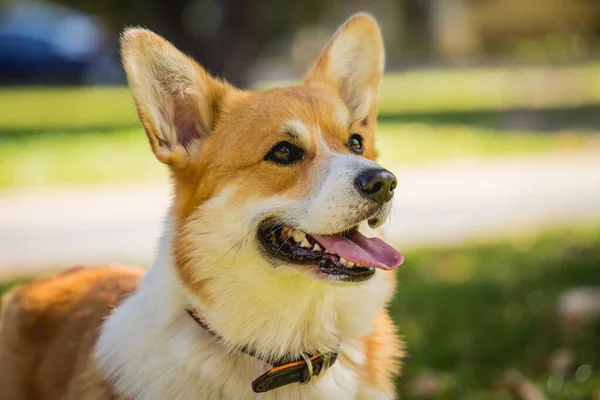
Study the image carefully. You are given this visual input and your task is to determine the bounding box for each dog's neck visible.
[95,218,394,399]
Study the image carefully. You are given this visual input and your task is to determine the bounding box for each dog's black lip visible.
[317,258,375,280]
[257,219,376,283]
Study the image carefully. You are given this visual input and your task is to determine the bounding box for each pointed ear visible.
[304,13,384,121]
[121,28,229,167]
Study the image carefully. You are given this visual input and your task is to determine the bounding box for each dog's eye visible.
[265,141,304,165]
[348,134,364,155]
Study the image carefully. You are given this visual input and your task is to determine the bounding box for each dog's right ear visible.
[121,28,229,167]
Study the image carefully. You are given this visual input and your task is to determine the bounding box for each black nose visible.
[355,168,397,206]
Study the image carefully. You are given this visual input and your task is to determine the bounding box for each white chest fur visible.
[95,225,393,400]
[98,306,363,400]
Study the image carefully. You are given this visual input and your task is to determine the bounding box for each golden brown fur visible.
[0,267,143,399]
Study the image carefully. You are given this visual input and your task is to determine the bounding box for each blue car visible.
[0,1,124,84]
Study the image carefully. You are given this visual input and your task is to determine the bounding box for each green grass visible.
[0,279,25,296]
[2,122,590,189]
[3,63,600,132]
[375,122,592,167]
[377,63,600,114]
[1,63,600,189]
[2,226,599,398]
[0,128,168,188]
[256,63,600,114]
[0,87,136,132]
[392,225,600,399]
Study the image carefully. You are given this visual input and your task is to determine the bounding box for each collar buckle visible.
[299,353,314,384]
[317,352,332,377]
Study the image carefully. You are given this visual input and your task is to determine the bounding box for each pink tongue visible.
[312,231,404,270]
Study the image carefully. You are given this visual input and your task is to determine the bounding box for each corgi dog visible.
[0,13,404,400]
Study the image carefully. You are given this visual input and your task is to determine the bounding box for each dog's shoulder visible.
[1,266,144,333]
[0,266,144,400]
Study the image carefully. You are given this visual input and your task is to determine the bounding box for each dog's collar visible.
[186,307,338,393]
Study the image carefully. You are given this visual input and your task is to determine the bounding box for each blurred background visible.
[1,0,600,398]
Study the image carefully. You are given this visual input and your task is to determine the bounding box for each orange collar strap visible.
[186,307,339,393]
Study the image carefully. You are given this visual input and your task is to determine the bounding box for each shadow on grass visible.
[0,123,141,140]
[379,104,600,132]
[1,105,599,139]
[392,229,600,398]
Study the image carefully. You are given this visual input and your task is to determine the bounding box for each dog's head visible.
[122,14,402,303]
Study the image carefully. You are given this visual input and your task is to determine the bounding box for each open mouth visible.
[258,222,404,283]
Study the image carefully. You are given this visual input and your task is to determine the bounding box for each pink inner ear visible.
[172,96,207,150]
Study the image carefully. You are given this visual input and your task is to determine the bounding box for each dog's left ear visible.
[304,13,384,121]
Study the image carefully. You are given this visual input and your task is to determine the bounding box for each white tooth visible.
[300,238,311,248]
[292,229,306,243]
[339,257,348,265]
[347,261,355,267]
[313,243,322,252]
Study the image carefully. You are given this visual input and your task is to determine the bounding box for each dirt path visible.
[1,151,599,275]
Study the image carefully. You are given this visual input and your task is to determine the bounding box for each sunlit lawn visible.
[377,63,600,114]
[0,87,136,131]
[0,128,168,188]
[1,64,599,190]
[255,63,600,114]
[3,62,600,131]
[2,122,593,189]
